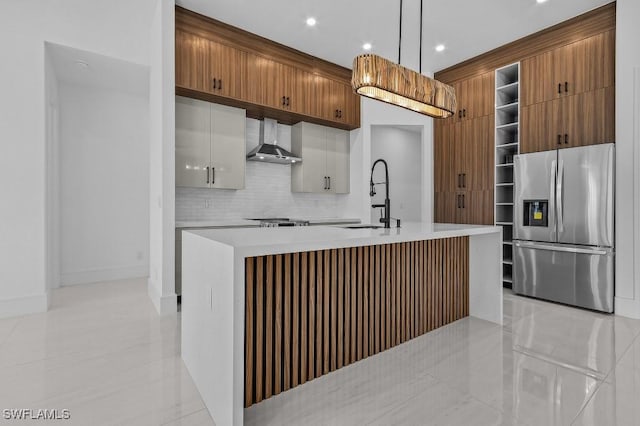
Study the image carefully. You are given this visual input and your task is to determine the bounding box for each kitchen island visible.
[181,223,502,426]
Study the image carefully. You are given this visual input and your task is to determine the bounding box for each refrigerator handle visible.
[550,160,557,234]
[557,160,564,233]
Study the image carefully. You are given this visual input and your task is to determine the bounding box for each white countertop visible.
[176,219,259,229]
[175,217,361,229]
[186,222,501,257]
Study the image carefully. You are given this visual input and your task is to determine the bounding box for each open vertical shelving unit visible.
[494,62,520,288]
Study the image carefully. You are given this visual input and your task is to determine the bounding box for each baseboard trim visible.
[60,265,148,286]
[0,293,48,319]
[147,278,177,315]
[615,296,640,319]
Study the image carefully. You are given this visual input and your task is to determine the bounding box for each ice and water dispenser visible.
[522,200,548,227]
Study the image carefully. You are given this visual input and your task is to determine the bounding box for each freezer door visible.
[557,144,615,247]
[514,150,558,242]
[513,241,614,313]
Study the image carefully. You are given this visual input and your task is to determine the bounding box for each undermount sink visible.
[342,224,383,229]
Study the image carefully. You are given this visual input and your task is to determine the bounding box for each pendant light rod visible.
[419,0,423,74]
[398,0,403,64]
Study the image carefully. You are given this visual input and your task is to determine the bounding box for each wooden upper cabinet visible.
[522,31,615,107]
[451,71,494,120]
[521,86,614,153]
[175,7,360,130]
[521,100,561,153]
[521,51,554,107]
[563,86,615,148]
[331,80,359,125]
[175,30,210,93]
[208,39,246,99]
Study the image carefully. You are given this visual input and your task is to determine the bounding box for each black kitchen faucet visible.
[370,159,401,229]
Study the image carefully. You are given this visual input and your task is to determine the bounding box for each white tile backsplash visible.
[175,118,352,221]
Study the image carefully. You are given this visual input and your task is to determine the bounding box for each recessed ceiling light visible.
[536,0,548,3]
[306,17,316,26]
[435,44,445,52]
[362,43,372,51]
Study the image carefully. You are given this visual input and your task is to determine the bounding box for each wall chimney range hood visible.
[247,118,302,165]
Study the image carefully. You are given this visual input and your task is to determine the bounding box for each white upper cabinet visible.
[176,96,246,189]
[175,97,211,188]
[291,122,350,194]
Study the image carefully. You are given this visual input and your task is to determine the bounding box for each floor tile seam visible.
[2,338,177,372]
[0,320,20,351]
[27,359,188,409]
[361,371,444,426]
[161,407,211,426]
[0,342,182,394]
[568,339,638,425]
[512,345,607,381]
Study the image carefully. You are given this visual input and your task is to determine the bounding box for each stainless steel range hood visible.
[247,118,302,165]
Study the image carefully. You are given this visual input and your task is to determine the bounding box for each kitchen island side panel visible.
[243,237,469,407]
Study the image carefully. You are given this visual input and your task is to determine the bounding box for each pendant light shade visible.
[351,0,456,119]
[352,54,456,118]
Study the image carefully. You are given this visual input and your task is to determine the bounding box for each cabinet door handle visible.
[458,110,462,119]
[328,176,331,190]
[558,83,562,94]
[463,109,466,117]
[287,97,290,107]
[206,166,210,184]
[324,176,327,190]
[463,173,466,188]
[211,167,215,184]
[564,133,568,144]
[282,96,286,106]
[557,134,562,145]
[565,81,568,93]
[462,194,465,209]
[213,78,217,91]
[338,110,342,118]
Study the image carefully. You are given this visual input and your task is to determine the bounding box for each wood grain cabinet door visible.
[469,115,494,192]
[175,30,210,93]
[521,100,561,153]
[246,55,294,110]
[290,68,313,116]
[563,31,615,98]
[435,192,458,223]
[310,74,334,121]
[563,87,615,148]
[208,40,246,99]
[521,51,554,107]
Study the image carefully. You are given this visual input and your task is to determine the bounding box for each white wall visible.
[351,97,435,224]
[0,0,157,318]
[58,83,149,286]
[148,0,177,315]
[176,119,355,221]
[614,0,640,318]
[45,47,60,301]
[370,126,423,224]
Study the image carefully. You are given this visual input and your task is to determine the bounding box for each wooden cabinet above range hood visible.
[175,6,361,131]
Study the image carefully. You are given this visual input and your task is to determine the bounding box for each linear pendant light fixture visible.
[351,0,456,118]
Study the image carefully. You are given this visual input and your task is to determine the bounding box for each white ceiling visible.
[177,0,613,72]
[47,42,149,96]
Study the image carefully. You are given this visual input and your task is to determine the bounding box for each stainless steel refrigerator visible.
[513,143,615,313]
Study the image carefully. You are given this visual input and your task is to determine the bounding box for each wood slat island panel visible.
[244,237,469,407]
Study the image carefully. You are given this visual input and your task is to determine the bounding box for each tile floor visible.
[2,280,640,425]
